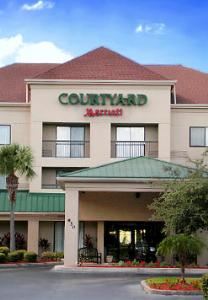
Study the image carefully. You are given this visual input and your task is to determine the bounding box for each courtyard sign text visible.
[58,93,148,106]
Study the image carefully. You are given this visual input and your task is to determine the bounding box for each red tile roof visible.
[35,47,166,81]
[0,63,58,102]
[146,65,208,104]
[0,47,207,104]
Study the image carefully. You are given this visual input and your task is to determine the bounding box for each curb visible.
[53,265,208,275]
[0,262,63,269]
[140,280,202,296]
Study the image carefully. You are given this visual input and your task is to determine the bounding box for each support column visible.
[97,221,104,263]
[158,123,170,161]
[27,219,39,253]
[64,188,79,266]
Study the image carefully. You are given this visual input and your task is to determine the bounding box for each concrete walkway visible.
[54,265,208,275]
[0,261,63,269]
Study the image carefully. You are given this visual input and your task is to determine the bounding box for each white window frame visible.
[190,127,208,147]
[0,125,11,145]
[56,126,85,157]
[115,126,145,158]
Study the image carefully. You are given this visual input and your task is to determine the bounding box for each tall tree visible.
[150,154,208,235]
[0,144,35,251]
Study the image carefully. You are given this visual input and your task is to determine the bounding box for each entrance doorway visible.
[104,221,164,261]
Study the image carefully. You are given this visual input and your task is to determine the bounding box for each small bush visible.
[8,251,20,262]
[1,232,26,250]
[160,261,170,267]
[0,246,9,256]
[118,260,125,266]
[0,253,6,263]
[132,259,139,266]
[39,238,50,251]
[201,273,208,298]
[24,251,37,262]
[147,262,156,267]
[16,250,27,261]
[41,251,57,261]
[55,252,64,259]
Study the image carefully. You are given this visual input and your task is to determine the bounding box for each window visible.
[0,125,10,145]
[54,222,64,252]
[190,127,208,147]
[0,125,10,187]
[116,127,145,157]
[56,126,85,157]
[0,176,6,189]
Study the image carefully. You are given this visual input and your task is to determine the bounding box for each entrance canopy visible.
[58,157,197,267]
[58,156,194,184]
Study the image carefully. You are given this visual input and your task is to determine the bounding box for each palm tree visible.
[157,234,205,282]
[0,144,35,251]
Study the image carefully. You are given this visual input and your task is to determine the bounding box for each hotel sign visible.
[58,93,148,117]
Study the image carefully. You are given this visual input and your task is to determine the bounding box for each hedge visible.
[0,247,9,256]
[24,251,37,262]
[8,251,20,262]
[0,253,6,263]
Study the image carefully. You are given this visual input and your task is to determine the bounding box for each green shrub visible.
[201,273,208,299]
[160,261,170,267]
[24,251,37,262]
[39,238,50,251]
[0,246,9,256]
[55,252,64,259]
[41,251,57,260]
[132,259,139,266]
[0,253,6,263]
[147,262,156,267]
[118,260,125,266]
[16,250,27,261]
[8,251,20,262]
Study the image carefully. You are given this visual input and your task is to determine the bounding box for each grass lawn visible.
[146,277,202,291]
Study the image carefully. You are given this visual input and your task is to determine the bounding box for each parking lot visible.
[0,267,202,300]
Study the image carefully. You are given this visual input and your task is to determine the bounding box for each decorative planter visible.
[106,255,113,263]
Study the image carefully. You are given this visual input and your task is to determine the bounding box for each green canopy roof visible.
[0,190,65,212]
[60,157,196,180]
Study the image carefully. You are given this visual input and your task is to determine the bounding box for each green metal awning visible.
[60,156,197,180]
[0,190,65,213]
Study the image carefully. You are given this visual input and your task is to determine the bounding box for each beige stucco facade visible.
[0,78,208,265]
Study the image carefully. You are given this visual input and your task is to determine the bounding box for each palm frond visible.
[0,144,35,179]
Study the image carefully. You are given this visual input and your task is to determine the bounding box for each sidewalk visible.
[0,261,63,269]
[53,264,208,275]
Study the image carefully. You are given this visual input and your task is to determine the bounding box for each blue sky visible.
[0,0,208,72]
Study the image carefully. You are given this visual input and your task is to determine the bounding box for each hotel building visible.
[0,47,207,266]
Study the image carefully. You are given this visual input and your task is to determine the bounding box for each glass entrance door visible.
[104,221,164,262]
[119,229,133,260]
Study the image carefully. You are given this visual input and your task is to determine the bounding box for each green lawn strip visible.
[146,277,201,289]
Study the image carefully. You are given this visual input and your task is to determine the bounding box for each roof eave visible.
[0,102,30,107]
[25,79,177,86]
[57,176,182,183]
[171,104,208,109]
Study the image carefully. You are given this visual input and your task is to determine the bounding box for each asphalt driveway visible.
[0,267,202,300]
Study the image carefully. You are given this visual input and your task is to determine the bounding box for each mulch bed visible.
[149,282,200,291]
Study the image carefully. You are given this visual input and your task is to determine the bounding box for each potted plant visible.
[106,254,113,263]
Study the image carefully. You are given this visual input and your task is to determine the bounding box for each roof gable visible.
[36,47,166,80]
[60,157,196,180]
[146,65,208,104]
[0,63,58,102]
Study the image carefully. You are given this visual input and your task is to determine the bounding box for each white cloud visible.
[0,34,73,66]
[22,0,54,11]
[135,23,166,35]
